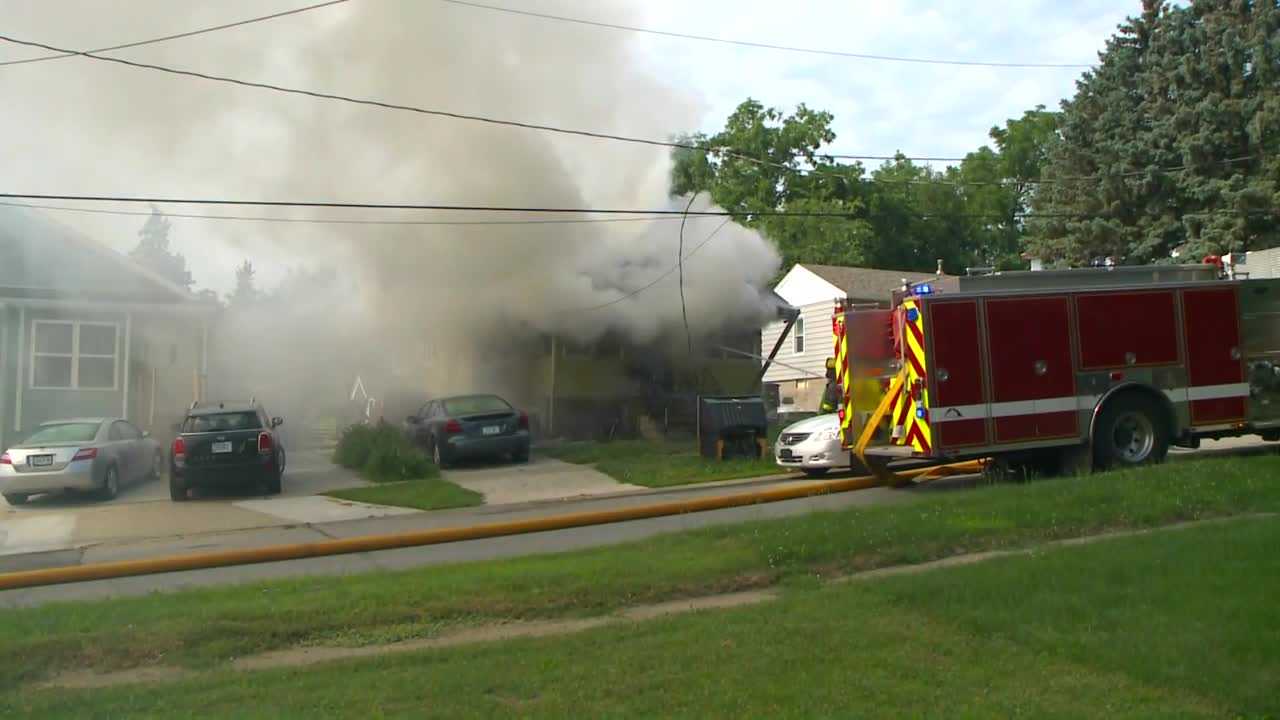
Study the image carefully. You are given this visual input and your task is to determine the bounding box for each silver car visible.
[775,413,850,477]
[0,417,162,505]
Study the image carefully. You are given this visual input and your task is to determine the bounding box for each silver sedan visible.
[0,417,162,505]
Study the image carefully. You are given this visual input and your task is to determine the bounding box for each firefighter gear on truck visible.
[820,357,840,413]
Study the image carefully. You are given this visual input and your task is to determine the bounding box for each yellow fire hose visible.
[0,461,982,592]
[853,369,906,483]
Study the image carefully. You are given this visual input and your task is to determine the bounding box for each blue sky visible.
[632,0,1133,164]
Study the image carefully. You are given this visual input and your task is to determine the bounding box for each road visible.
[0,436,1272,607]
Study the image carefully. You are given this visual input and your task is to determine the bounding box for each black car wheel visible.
[169,476,188,502]
[266,464,283,495]
[512,445,530,464]
[431,438,450,469]
[99,465,120,501]
[148,452,163,481]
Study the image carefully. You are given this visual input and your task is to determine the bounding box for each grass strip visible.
[1,454,1277,690]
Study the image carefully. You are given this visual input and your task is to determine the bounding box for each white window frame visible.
[793,317,806,354]
[30,320,120,391]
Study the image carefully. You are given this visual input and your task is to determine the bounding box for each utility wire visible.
[0,0,350,68]
[0,199,711,226]
[436,0,1093,69]
[0,33,1083,188]
[0,34,1252,190]
[677,193,698,357]
[564,217,732,315]
[0,191,1272,222]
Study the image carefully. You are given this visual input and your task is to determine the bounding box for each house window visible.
[793,317,805,354]
[31,320,119,390]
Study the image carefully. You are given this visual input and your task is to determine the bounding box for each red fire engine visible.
[833,261,1280,475]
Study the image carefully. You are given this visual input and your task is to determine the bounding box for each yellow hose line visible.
[0,462,984,592]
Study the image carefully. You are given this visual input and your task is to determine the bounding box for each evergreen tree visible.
[1028,0,1280,265]
[228,259,259,307]
[129,205,194,289]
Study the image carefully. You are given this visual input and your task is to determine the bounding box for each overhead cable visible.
[436,0,1094,69]
[0,1,350,67]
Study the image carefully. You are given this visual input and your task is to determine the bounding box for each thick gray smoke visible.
[1,1,781,425]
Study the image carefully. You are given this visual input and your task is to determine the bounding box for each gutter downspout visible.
[548,335,558,437]
[14,305,24,434]
[200,320,209,402]
[122,312,132,420]
[0,303,6,450]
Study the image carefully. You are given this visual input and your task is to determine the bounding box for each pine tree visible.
[129,205,194,289]
[228,260,259,307]
[1028,0,1280,266]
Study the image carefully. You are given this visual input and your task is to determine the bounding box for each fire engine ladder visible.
[851,368,985,486]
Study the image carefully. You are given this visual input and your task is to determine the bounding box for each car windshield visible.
[23,422,101,444]
[443,396,511,416]
[183,412,262,433]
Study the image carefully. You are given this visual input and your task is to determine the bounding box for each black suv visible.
[169,402,286,501]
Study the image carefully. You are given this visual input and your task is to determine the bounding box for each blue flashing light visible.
[906,308,920,323]
[915,283,933,295]
[915,407,926,419]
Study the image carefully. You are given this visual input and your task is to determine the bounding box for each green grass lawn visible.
[324,478,483,511]
[1,454,1278,694]
[543,438,785,487]
[11,515,1277,717]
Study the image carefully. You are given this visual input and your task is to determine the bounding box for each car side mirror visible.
[271,417,284,428]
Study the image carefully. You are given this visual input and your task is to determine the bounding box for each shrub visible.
[334,422,437,482]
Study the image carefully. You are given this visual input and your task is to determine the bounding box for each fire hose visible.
[0,460,982,592]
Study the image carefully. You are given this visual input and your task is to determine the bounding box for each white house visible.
[761,264,946,412]
[1239,246,1280,278]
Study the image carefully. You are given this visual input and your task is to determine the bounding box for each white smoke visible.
[1,1,781,420]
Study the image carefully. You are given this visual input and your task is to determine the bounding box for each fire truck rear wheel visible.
[1093,394,1169,469]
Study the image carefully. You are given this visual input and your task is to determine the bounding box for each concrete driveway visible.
[0,446,381,558]
[444,456,643,505]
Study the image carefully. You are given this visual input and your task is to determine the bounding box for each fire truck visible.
[833,261,1280,476]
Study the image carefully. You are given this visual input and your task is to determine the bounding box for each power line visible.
[565,218,732,314]
[677,193,697,356]
[437,0,1093,70]
[0,199,711,226]
[0,33,1073,187]
[3,33,1248,190]
[0,1,350,68]
[0,191,1272,222]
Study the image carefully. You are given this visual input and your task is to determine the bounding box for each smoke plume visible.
[1,1,781,424]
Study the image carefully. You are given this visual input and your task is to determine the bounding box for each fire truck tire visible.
[1092,394,1169,469]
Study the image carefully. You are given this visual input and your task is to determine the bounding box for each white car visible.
[774,413,850,477]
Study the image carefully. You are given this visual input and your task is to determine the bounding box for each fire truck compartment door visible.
[927,299,988,448]
[985,296,1078,442]
[1182,286,1247,425]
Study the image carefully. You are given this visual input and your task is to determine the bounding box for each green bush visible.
[333,422,437,482]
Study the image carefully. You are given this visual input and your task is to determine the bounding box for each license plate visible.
[211,441,233,454]
[482,426,501,436]
[779,449,794,460]
[29,454,54,467]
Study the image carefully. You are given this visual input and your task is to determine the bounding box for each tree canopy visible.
[670,100,1056,274]
[1028,0,1280,265]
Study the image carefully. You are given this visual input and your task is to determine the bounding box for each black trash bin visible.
[697,395,768,461]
